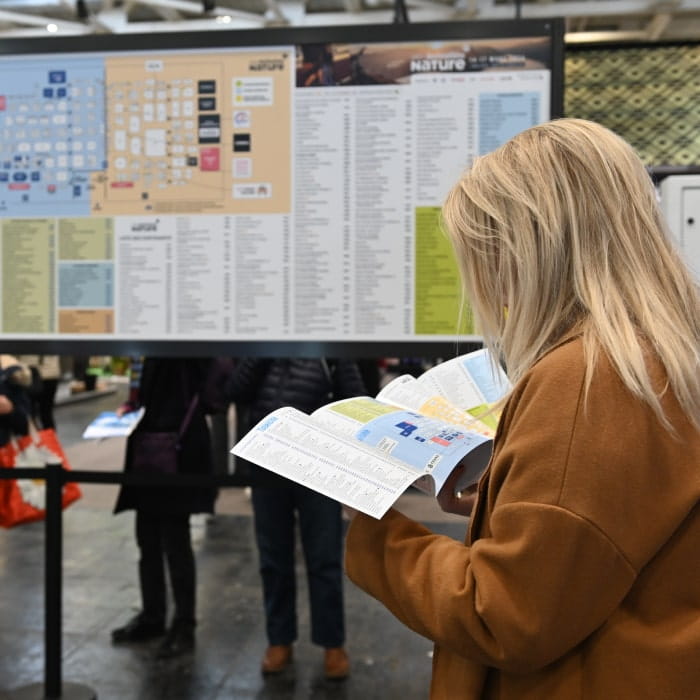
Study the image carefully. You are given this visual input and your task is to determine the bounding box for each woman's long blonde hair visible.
[442,118,700,431]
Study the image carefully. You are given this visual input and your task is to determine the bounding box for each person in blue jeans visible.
[227,358,367,680]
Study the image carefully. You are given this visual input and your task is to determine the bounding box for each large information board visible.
[0,20,564,356]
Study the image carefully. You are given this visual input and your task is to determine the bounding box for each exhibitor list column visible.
[115,218,174,336]
[341,94,353,336]
[222,215,232,337]
[232,214,289,337]
[174,216,226,336]
[293,92,347,336]
[352,88,411,338]
[0,218,56,333]
[413,75,475,206]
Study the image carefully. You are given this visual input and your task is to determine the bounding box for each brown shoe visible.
[324,647,350,680]
[261,644,293,674]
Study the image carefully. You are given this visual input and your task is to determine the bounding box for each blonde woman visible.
[344,119,700,699]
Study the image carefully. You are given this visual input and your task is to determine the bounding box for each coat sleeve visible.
[333,359,368,399]
[226,358,272,404]
[346,504,634,672]
[344,348,654,673]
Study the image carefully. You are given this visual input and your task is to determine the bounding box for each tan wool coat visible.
[345,336,700,699]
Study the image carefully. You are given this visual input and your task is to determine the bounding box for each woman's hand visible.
[342,504,360,521]
[115,403,136,418]
[436,463,478,517]
[0,395,14,415]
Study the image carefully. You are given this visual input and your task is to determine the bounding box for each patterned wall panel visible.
[565,44,700,166]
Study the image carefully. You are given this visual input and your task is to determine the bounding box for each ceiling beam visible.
[124,0,262,19]
[92,0,265,32]
[0,7,92,34]
[2,0,700,42]
[469,0,700,20]
[645,10,673,38]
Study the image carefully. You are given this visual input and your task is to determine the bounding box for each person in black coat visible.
[0,355,32,447]
[111,357,216,659]
[228,358,367,680]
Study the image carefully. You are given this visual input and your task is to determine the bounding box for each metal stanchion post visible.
[6,463,96,700]
[45,461,62,696]
[1,466,239,699]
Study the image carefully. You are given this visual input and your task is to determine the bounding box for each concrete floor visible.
[0,381,469,699]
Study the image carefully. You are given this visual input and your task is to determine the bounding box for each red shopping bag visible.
[36,427,82,506]
[0,428,82,528]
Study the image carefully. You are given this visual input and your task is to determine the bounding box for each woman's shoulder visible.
[532,335,586,375]
[512,336,588,408]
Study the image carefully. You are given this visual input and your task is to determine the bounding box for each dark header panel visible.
[0,19,563,358]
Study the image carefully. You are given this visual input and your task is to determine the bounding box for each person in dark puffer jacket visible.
[228,357,367,680]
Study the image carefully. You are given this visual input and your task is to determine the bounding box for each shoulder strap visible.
[176,360,201,439]
[177,394,200,441]
[320,358,335,384]
[320,358,336,400]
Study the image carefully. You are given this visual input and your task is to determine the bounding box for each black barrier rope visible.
[68,470,251,487]
[0,465,249,699]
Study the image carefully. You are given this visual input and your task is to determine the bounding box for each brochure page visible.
[233,398,492,519]
[312,397,490,485]
[377,376,494,436]
[415,348,510,419]
[82,407,145,439]
[377,348,510,431]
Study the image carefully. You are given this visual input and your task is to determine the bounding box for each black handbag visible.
[130,394,199,475]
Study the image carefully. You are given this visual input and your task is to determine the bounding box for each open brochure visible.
[232,349,510,519]
[82,407,145,440]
